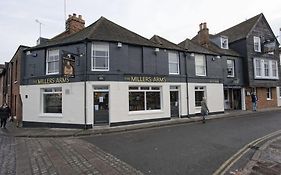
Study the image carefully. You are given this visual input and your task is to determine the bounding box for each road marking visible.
[213,129,281,175]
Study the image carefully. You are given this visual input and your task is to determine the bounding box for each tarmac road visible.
[83,111,281,175]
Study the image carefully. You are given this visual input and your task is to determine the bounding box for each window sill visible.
[46,72,59,75]
[266,98,272,101]
[92,69,109,71]
[39,113,63,118]
[196,74,206,77]
[129,110,163,115]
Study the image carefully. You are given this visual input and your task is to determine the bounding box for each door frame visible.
[93,86,110,126]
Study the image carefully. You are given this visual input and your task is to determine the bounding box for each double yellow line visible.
[213,129,281,175]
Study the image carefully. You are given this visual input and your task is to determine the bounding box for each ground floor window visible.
[42,87,62,113]
[279,87,281,98]
[129,86,161,111]
[266,88,272,100]
[195,86,206,107]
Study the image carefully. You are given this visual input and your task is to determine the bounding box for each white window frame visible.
[129,86,162,112]
[221,36,229,49]
[46,49,60,75]
[41,87,62,115]
[266,88,272,100]
[91,42,109,71]
[195,86,206,107]
[195,54,206,76]
[168,52,180,75]
[254,36,261,52]
[279,87,281,98]
[253,58,278,79]
[227,59,235,77]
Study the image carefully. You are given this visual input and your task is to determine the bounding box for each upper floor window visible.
[227,59,235,77]
[253,36,261,52]
[221,36,229,49]
[168,52,179,74]
[92,43,109,71]
[46,49,59,75]
[195,54,206,76]
[254,58,278,79]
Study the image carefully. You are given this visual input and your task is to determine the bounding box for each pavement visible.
[1,108,281,175]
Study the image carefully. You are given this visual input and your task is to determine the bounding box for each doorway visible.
[94,89,109,125]
[170,86,180,118]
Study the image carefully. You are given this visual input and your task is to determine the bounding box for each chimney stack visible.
[65,13,85,34]
[198,22,209,47]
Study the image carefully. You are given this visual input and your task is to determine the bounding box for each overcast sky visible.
[0,0,281,63]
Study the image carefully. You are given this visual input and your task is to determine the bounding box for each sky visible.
[0,0,281,63]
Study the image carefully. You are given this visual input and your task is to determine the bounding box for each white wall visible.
[87,82,187,125]
[188,83,224,114]
[20,82,85,124]
[277,87,281,107]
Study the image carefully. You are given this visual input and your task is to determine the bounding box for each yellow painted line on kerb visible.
[213,129,281,175]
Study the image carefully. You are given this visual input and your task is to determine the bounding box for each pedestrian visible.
[0,103,11,129]
[251,92,258,111]
[201,97,209,124]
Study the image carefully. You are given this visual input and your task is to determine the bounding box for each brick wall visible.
[245,87,277,110]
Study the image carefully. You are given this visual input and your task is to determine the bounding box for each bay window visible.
[254,58,278,79]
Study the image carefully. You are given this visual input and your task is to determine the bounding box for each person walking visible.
[251,92,258,111]
[201,97,209,124]
[0,103,11,129]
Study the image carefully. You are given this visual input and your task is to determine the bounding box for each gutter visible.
[84,40,88,130]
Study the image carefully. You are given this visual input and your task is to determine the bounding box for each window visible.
[264,60,269,77]
[129,86,161,111]
[221,36,229,49]
[266,88,272,100]
[254,36,261,52]
[42,88,62,114]
[46,49,59,75]
[195,86,206,107]
[168,52,179,74]
[227,59,235,77]
[254,58,278,79]
[279,87,281,98]
[92,43,109,71]
[195,54,206,76]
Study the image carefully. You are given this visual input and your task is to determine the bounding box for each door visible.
[233,89,242,110]
[170,91,179,118]
[94,91,109,124]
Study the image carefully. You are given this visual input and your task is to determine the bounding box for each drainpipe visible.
[185,52,190,117]
[84,40,88,130]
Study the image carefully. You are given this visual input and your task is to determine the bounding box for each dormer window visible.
[221,36,229,49]
[254,36,261,52]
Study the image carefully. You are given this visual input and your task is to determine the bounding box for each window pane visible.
[264,61,269,77]
[272,61,277,77]
[140,87,149,90]
[255,59,261,76]
[146,92,161,110]
[195,55,206,76]
[129,92,144,111]
[43,93,62,113]
[195,91,204,107]
[95,51,108,57]
[169,63,179,74]
[95,57,108,68]
[227,60,234,77]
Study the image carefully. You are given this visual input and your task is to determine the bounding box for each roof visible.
[178,38,217,55]
[10,45,30,62]
[30,16,158,50]
[214,13,263,43]
[150,35,186,51]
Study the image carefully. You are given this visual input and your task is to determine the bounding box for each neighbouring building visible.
[0,64,6,105]
[193,14,280,110]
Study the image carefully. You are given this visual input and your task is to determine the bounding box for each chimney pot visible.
[78,15,82,19]
[68,14,71,18]
[73,13,76,17]
[203,22,207,29]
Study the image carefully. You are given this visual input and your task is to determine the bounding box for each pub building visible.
[20,14,225,128]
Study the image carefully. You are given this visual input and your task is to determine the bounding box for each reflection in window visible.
[42,88,62,113]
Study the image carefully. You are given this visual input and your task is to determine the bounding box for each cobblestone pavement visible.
[0,132,143,175]
[0,133,16,175]
[231,136,281,175]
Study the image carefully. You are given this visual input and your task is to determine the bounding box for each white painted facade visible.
[188,83,224,114]
[277,87,281,107]
[21,81,192,126]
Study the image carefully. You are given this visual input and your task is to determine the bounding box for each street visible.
[83,111,281,175]
[1,110,281,175]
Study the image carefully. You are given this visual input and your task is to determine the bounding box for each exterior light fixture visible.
[117,42,122,48]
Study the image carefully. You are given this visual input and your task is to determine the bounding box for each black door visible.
[233,89,242,110]
[170,91,179,118]
[94,92,109,124]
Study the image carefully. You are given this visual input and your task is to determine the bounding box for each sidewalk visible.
[1,107,280,138]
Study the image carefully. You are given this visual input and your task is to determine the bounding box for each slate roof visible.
[178,38,217,55]
[30,17,158,50]
[214,13,262,43]
[150,35,186,51]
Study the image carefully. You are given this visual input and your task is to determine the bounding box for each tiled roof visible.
[30,17,158,49]
[215,13,262,43]
[178,38,217,55]
[150,35,186,51]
